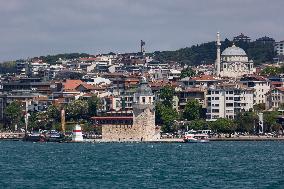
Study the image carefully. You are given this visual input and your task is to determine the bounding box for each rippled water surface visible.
[0,141,283,189]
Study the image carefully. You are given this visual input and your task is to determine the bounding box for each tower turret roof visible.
[136,77,153,96]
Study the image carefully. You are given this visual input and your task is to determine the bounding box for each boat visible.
[25,132,46,142]
[46,130,65,142]
[183,130,209,143]
[25,130,64,142]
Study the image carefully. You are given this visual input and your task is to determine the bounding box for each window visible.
[215,97,219,100]
[226,103,233,107]
[212,109,219,113]
[142,97,146,103]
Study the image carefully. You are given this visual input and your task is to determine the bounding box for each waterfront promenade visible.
[1,132,284,142]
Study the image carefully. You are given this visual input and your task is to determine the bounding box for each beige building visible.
[100,78,160,142]
[206,83,254,121]
[239,76,271,105]
[265,87,284,110]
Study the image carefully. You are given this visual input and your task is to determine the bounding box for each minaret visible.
[215,32,221,76]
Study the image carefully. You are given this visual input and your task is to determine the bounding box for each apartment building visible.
[275,41,284,56]
[206,84,254,121]
[239,75,270,104]
[265,87,284,110]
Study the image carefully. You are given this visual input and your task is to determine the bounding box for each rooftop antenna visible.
[140,40,146,55]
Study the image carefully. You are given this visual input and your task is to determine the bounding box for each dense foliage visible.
[35,53,91,64]
[260,65,284,76]
[180,68,196,78]
[0,61,17,74]
[155,86,179,132]
[153,38,275,65]
[182,100,202,121]
[3,101,23,130]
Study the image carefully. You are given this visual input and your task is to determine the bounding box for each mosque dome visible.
[221,44,247,56]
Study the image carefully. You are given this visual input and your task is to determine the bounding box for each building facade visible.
[275,41,284,56]
[265,87,284,110]
[239,76,270,105]
[206,84,254,121]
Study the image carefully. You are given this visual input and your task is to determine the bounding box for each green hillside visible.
[153,39,275,66]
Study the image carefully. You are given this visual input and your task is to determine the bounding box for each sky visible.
[0,0,283,61]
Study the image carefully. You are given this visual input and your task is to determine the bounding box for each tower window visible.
[142,97,146,103]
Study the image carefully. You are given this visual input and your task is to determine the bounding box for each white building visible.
[206,84,254,121]
[239,76,270,105]
[30,61,49,76]
[215,32,255,78]
[275,41,284,56]
[167,69,181,81]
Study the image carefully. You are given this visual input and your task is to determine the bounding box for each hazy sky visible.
[0,0,283,61]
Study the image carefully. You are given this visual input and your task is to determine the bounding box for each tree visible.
[263,111,280,132]
[87,95,100,117]
[0,61,17,74]
[253,103,266,112]
[187,119,208,130]
[66,100,89,121]
[235,111,258,133]
[47,105,61,122]
[180,68,195,78]
[183,99,202,121]
[209,118,236,134]
[55,71,84,80]
[155,102,178,132]
[4,101,23,130]
[159,86,175,107]
[260,66,281,76]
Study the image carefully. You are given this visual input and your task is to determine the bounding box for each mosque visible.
[215,32,255,78]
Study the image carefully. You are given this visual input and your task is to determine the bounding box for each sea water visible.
[0,141,283,189]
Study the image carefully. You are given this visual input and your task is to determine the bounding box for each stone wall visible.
[101,104,160,142]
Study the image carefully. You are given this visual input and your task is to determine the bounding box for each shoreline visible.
[1,135,284,143]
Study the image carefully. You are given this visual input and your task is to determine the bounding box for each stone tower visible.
[132,77,159,141]
[100,77,160,142]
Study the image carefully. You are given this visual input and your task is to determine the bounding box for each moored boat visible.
[46,130,65,142]
[184,130,209,143]
[25,132,46,142]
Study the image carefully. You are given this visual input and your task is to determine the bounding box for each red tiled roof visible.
[79,57,98,61]
[77,83,96,90]
[271,81,284,85]
[184,88,205,92]
[190,75,217,81]
[63,80,84,90]
[275,87,284,92]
